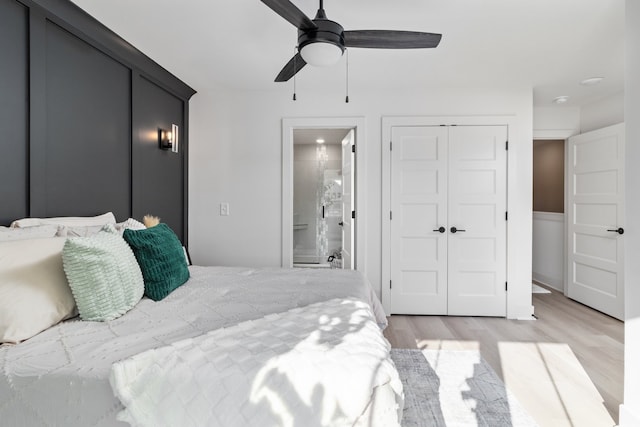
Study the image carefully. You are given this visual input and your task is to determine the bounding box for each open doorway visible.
[292,128,351,268]
[281,117,367,273]
[532,139,566,293]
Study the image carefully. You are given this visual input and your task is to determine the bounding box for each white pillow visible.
[57,225,105,238]
[0,225,60,241]
[0,238,77,344]
[115,218,147,234]
[10,212,117,228]
[56,218,147,238]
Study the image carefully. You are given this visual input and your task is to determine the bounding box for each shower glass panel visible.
[293,142,342,265]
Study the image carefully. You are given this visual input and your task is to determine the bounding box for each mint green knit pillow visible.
[62,225,144,321]
[123,223,189,301]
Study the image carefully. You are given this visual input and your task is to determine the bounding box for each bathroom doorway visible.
[281,116,367,273]
[292,128,352,268]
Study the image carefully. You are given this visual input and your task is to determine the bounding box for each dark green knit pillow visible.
[123,223,189,301]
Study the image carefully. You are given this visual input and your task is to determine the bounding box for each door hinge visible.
[352,144,355,153]
[505,282,508,291]
[390,141,393,151]
[390,211,393,220]
[506,140,509,150]
[352,210,355,220]
[390,280,392,289]
[505,211,508,221]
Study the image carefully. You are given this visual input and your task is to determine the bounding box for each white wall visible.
[532,212,564,291]
[580,92,625,133]
[188,85,534,319]
[532,94,624,138]
[621,1,640,425]
[533,106,580,138]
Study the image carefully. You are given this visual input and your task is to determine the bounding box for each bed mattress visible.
[0,266,399,426]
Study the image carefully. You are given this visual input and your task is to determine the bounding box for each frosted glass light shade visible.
[300,42,343,67]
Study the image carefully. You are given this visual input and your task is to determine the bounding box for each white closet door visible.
[567,123,625,320]
[447,125,507,316]
[390,126,448,314]
[341,130,354,269]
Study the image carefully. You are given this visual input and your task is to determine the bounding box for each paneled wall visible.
[132,76,187,234]
[532,212,564,291]
[0,0,195,243]
[0,0,29,223]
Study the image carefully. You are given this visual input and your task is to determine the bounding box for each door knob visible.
[607,227,624,235]
[450,226,466,233]
[432,226,446,233]
[338,221,344,227]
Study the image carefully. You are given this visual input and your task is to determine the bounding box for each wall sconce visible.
[158,124,179,153]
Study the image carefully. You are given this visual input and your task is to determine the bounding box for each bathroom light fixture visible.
[580,77,604,86]
[158,124,179,153]
[553,96,570,104]
[316,138,325,144]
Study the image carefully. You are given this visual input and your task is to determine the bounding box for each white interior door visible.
[390,126,448,314]
[447,125,507,317]
[567,123,625,320]
[341,130,354,269]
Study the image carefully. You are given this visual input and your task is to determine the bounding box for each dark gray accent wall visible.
[132,76,185,242]
[0,0,195,243]
[42,22,131,219]
[0,0,29,225]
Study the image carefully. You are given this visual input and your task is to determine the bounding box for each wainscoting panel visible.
[41,20,131,220]
[132,76,185,242]
[0,0,29,225]
[0,0,195,244]
[532,211,564,291]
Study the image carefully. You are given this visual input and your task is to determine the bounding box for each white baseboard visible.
[619,404,640,427]
[532,273,563,292]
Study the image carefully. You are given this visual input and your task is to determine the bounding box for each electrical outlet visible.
[220,202,230,216]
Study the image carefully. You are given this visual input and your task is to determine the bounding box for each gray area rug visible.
[391,349,539,427]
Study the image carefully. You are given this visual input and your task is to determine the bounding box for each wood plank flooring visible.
[383,285,623,427]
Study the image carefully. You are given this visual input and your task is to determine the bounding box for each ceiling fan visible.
[261,0,442,82]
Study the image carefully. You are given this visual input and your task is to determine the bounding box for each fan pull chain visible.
[293,47,297,101]
[345,48,349,103]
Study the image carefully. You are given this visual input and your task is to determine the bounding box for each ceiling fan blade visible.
[260,0,317,31]
[344,30,442,49]
[275,52,307,82]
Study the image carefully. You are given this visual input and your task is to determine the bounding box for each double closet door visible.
[390,125,507,316]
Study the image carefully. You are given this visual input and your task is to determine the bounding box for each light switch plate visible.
[220,202,230,216]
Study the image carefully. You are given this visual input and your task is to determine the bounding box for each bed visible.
[0,217,403,427]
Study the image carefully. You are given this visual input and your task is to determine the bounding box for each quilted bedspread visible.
[1,266,397,426]
[110,298,403,427]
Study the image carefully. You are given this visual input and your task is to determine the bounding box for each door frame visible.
[382,116,522,317]
[532,128,575,296]
[282,117,367,274]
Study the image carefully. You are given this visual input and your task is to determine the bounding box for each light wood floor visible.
[383,285,623,427]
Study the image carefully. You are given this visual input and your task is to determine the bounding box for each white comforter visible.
[0,266,400,427]
[110,298,402,427]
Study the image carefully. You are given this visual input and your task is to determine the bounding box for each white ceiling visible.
[70,0,624,107]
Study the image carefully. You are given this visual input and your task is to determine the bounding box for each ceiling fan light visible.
[300,42,343,67]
